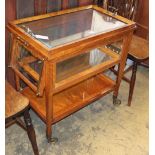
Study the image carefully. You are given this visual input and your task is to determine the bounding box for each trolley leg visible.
[113,95,121,105]
[112,33,133,106]
[46,124,58,143]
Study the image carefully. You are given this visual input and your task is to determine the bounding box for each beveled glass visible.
[17,45,44,88]
[18,9,127,49]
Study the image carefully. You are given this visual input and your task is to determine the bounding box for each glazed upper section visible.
[18,8,127,49]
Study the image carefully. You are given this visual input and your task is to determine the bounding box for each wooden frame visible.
[7,5,136,141]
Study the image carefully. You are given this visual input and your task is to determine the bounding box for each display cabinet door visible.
[10,42,45,96]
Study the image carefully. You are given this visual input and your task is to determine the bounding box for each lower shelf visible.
[22,74,115,123]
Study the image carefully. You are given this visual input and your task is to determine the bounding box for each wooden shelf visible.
[22,74,115,123]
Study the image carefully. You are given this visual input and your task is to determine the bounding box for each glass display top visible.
[18,9,127,49]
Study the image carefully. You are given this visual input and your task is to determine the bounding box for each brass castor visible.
[47,137,58,144]
[113,96,121,106]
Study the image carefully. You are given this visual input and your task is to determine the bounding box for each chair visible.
[97,0,149,106]
[110,36,149,106]
[5,81,39,155]
[127,36,149,106]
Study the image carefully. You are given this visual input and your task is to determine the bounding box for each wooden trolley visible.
[7,5,136,142]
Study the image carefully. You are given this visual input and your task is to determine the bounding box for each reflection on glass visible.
[106,40,123,54]
[17,45,43,87]
[18,9,127,49]
[56,48,111,82]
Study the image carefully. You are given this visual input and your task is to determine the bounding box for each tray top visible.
[17,8,127,49]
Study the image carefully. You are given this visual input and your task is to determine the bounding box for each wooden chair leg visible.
[16,117,27,131]
[23,109,39,155]
[128,61,138,106]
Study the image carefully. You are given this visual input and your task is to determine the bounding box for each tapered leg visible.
[113,95,121,105]
[46,124,58,143]
[45,61,58,143]
[128,61,138,106]
[113,32,133,105]
[113,64,122,105]
[23,109,39,155]
[46,124,52,142]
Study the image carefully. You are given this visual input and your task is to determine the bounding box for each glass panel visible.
[106,39,123,54]
[56,48,112,82]
[17,45,44,89]
[18,9,127,49]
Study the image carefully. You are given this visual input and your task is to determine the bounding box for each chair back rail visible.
[98,0,139,21]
